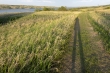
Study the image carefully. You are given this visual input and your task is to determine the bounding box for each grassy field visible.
[0,11,79,73]
[88,11,110,53]
[0,8,110,73]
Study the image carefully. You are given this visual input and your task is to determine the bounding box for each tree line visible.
[36,6,68,11]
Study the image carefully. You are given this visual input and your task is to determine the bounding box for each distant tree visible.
[43,7,51,11]
[104,7,110,9]
[58,6,68,11]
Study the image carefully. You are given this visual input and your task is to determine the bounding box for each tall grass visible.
[88,12,110,53]
[0,11,78,73]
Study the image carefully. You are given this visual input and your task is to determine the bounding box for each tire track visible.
[72,17,85,73]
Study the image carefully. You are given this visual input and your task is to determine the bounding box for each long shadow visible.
[0,12,32,26]
[72,17,85,73]
[77,18,86,73]
[72,17,78,73]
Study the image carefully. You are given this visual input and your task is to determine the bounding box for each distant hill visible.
[0,4,55,9]
[0,4,110,10]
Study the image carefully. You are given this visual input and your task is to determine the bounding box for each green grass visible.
[0,11,79,73]
[1,9,110,73]
[78,13,100,73]
[88,11,110,53]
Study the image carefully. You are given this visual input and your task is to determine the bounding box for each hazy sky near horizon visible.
[0,0,110,7]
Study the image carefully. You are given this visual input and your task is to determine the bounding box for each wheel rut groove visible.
[62,15,110,73]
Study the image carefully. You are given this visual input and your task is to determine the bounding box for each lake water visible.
[0,9,35,14]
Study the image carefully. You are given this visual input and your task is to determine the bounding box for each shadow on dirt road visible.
[72,17,86,73]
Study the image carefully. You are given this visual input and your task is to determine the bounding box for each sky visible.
[0,0,110,7]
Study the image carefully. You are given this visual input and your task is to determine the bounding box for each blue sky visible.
[0,0,110,7]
